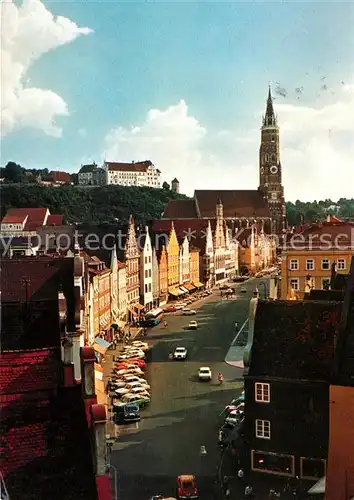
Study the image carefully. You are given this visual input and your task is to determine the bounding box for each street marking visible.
[231,318,249,346]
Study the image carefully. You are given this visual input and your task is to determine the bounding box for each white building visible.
[104,160,161,188]
[139,227,153,311]
[179,236,190,284]
[117,261,128,322]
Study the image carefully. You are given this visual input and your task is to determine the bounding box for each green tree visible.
[3,161,24,183]
[162,181,170,191]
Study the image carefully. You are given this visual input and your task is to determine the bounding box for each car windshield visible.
[182,481,193,488]
[200,368,209,373]
[176,348,185,352]
[125,404,138,412]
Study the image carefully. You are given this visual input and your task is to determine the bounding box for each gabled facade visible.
[179,235,190,284]
[166,223,180,290]
[109,246,119,323]
[87,256,111,334]
[158,246,168,306]
[124,215,142,320]
[139,227,153,311]
[117,261,127,322]
[0,207,64,237]
[189,246,200,285]
[151,247,160,307]
[104,160,161,188]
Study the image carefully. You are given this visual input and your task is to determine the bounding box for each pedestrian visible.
[245,485,253,498]
[238,468,244,480]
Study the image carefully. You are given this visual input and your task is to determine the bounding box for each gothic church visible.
[161,88,286,234]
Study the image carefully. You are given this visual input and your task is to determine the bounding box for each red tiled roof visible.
[286,222,354,249]
[46,214,64,225]
[0,259,61,302]
[49,171,72,183]
[1,208,50,231]
[162,199,197,219]
[1,215,27,224]
[0,349,60,396]
[195,189,270,218]
[106,160,152,172]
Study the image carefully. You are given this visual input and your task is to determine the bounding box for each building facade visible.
[124,215,142,321]
[281,221,354,299]
[189,246,200,285]
[78,163,106,186]
[0,207,64,237]
[117,261,127,323]
[166,223,180,291]
[179,236,191,284]
[151,247,160,307]
[158,246,168,306]
[140,227,153,311]
[104,160,161,188]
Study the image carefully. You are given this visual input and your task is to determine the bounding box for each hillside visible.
[0,184,188,225]
[286,199,354,226]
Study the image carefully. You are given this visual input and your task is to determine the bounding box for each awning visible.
[129,307,138,316]
[184,282,196,291]
[179,286,189,293]
[169,288,183,297]
[308,476,326,494]
[93,337,111,355]
[134,303,144,310]
[192,281,204,288]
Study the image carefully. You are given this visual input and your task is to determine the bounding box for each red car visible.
[115,359,146,370]
[176,475,198,499]
[164,306,177,312]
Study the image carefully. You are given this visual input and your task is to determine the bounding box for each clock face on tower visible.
[270,165,278,174]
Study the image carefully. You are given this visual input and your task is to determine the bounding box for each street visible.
[111,278,262,500]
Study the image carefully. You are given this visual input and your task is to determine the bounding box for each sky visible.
[1,0,354,202]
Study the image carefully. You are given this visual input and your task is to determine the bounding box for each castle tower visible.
[171,178,180,193]
[259,86,286,234]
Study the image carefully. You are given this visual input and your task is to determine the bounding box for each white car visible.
[188,320,198,330]
[124,349,145,357]
[115,381,150,396]
[198,366,212,381]
[131,341,150,351]
[121,374,147,383]
[130,387,151,398]
[173,347,188,360]
[182,309,196,315]
[115,367,143,376]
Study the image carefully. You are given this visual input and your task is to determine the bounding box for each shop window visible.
[300,457,326,480]
[252,450,294,477]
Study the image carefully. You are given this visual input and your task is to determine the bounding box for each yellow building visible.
[281,221,354,299]
[189,246,200,284]
[166,222,180,290]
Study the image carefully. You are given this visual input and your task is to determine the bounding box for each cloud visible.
[104,87,354,201]
[1,0,92,138]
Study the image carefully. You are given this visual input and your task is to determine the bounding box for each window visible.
[290,278,299,291]
[321,259,330,270]
[300,457,326,480]
[306,259,314,271]
[322,278,331,290]
[255,383,270,403]
[145,284,148,294]
[289,259,299,270]
[255,419,271,439]
[337,259,346,271]
[252,451,294,476]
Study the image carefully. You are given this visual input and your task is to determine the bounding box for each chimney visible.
[90,404,107,475]
[80,347,96,398]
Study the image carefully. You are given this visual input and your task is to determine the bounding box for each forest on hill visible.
[286,199,354,226]
[0,184,188,225]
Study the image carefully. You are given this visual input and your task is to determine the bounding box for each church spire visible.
[263,86,277,127]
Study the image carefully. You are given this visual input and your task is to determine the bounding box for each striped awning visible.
[192,281,204,288]
[169,287,183,297]
[179,286,189,294]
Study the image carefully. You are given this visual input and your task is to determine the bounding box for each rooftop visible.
[194,189,270,218]
[1,208,64,231]
[105,160,153,173]
[249,299,342,380]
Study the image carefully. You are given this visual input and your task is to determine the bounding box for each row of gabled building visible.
[238,257,354,499]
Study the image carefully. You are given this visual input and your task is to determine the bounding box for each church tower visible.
[259,87,286,234]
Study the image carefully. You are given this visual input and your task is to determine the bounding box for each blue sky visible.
[2,0,354,200]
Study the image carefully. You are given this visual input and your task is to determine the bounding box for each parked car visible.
[182,309,196,315]
[131,341,150,351]
[116,392,150,408]
[141,318,160,327]
[176,475,198,499]
[173,347,188,360]
[188,320,198,330]
[113,403,140,423]
[115,380,150,397]
[115,359,146,370]
[240,287,247,293]
[164,306,177,312]
[198,367,212,381]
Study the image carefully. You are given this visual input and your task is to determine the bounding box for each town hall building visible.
[161,88,286,235]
